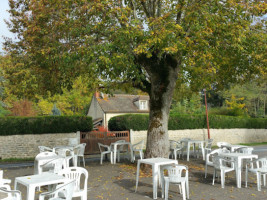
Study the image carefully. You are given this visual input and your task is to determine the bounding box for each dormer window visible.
[139,100,148,110]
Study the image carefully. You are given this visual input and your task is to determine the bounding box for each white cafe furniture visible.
[14,172,69,200]
[39,180,75,200]
[221,144,249,152]
[111,141,133,164]
[58,167,88,200]
[245,157,267,191]
[34,152,60,174]
[161,164,189,200]
[0,187,21,200]
[135,158,178,199]
[212,155,235,188]
[98,143,114,164]
[180,139,205,161]
[219,152,258,188]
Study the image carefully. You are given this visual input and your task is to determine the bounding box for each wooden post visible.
[204,89,210,139]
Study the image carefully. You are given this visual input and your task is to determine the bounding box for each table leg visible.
[129,144,134,163]
[257,172,261,191]
[236,158,241,188]
[113,145,117,164]
[187,142,190,161]
[153,164,158,199]
[135,161,141,192]
[201,143,205,160]
[27,186,35,200]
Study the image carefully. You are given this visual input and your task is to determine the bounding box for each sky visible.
[0,0,13,53]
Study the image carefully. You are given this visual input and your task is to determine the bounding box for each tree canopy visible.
[4,0,267,158]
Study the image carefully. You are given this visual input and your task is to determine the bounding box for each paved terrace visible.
[0,146,267,200]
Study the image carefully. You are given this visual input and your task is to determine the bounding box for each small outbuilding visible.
[87,92,150,129]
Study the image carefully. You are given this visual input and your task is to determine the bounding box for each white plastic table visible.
[135,158,178,199]
[34,155,62,174]
[180,139,205,161]
[220,144,249,152]
[219,152,258,188]
[14,172,69,200]
[111,142,134,164]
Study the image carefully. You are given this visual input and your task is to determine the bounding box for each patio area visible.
[1,150,267,200]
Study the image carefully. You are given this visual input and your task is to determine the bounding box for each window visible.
[139,100,147,110]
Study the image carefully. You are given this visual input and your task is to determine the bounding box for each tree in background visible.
[4,0,267,158]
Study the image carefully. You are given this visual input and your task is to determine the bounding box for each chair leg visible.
[181,182,186,200]
[165,180,169,200]
[100,154,103,165]
[245,167,248,187]
[205,164,207,178]
[221,171,225,188]
[212,169,216,185]
[83,156,85,167]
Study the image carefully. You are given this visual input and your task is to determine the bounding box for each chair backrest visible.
[55,148,73,157]
[169,140,180,150]
[205,139,214,148]
[133,140,144,150]
[39,180,75,200]
[163,164,188,183]
[256,157,267,169]
[58,167,88,192]
[68,138,79,146]
[74,143,86,156]
[217,142,231,148]
[36,151,57,159]
[42,157,65,174]
[38,146,53,153]
[206,148,230,164]
[115,140,126,143]
[234,147,254,154]
[98,143,111,153]
[0,187,21,200]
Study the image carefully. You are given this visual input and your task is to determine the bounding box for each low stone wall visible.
[0,132,80,159]
[130,129,267,147]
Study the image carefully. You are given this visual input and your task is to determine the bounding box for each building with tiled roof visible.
[87,92,150,129]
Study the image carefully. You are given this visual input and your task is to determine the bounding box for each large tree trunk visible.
[143,54,179,158]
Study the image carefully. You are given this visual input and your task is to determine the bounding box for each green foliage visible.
[0,116,93,135]
[171,93,205,115]
[108,114,267,131]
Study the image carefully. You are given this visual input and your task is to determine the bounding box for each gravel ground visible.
[1,148,267,200]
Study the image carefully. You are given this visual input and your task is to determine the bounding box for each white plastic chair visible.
[39,180,75,200]
[212,155,235,188]
[217,142,231,149]
[55,148,75,168]
[245,157,267,191]
[162,164,189,200]
[179,138,191,159]
[132,140,144,161]
[0,187,21,200]
[234,147,254,154]
[114,140,127,162]
[169,140,182,160]
[58,167,88,200]
[73,143,86,167]
[203,139,213,159]
[0,170,11,190]
[40,157,65,174]
[98,143,113,164]
[205,148,230,178]
[38,146,54,152]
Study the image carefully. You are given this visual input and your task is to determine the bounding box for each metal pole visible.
[204,89,210,139]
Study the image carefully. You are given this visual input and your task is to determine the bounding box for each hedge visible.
[0,116,93,136]
[108,114,267,131]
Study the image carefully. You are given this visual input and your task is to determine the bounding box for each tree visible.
[5,0,267,158]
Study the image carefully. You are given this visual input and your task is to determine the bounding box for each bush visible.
[0,116,93,136]
[108,114,267,131]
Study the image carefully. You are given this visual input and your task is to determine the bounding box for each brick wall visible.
[0,132,80,159]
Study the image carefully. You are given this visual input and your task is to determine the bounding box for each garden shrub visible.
[108,114,267,131]
[0,116,92,135]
